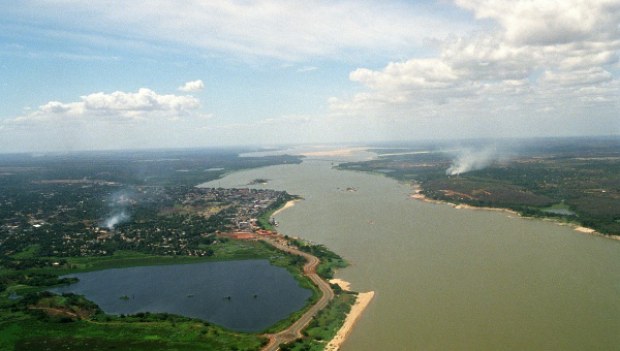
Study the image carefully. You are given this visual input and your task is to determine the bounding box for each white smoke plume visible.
[104,211,129,230]
[102,191,134,230]
[446,147,498,176]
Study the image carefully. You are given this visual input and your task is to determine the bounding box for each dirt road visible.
[260,237,334,351]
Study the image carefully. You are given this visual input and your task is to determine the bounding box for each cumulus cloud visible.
[330,0,620,138]
[350,59,458,91]
[178,80,205,92]
[12,88,200,125]
[456,0,620,46]
[0,87,212,152]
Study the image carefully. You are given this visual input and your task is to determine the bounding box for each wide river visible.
[203,157,620,350]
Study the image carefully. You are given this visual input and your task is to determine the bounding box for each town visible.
[0,183,292,258]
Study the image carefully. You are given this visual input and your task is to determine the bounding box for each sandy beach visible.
[270,198,378,349]
[453,203,520,216]
[272,199,300,217]
[569,225,619,241]
[326,279,375,351]
[328,278,351,291]
[574,226,595,234]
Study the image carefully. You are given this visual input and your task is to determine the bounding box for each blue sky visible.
[1,1,619,152]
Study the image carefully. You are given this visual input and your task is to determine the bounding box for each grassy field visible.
[0,238,320,350]
[1,239,281,296]
[1,314,265,351]
[0,288,267,351]
[46,239,273,270]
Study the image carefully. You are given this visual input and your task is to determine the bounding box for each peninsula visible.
[0,149,371,351]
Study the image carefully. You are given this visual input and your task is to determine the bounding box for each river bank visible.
[272,199,301,217]
[261,198,375,351]
[202,158,620,350]
[410,182,620,242]
[326,280,375,351]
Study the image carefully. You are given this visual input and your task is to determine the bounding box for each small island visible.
[248,178,270,185]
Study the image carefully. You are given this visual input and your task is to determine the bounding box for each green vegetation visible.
[258,214,277,231]
[261,277,320,334]
[0,235,323,349]
[279,292,357,351]
[0,148,361,350]
[0,149,301,187]
[262,239,350,335]
[259,240,322,334]
[0,296,265,351]
[291,241,348,280]
[257,194,297,231]
[61,239,282,273]
[0,183,292,258]
[0,149,318,350]
[340,137,620,235]
[0,237,285,301]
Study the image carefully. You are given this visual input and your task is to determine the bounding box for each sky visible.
[0,0,619,153]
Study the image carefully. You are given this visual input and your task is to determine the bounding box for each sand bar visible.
[575,226,595,234]
[301,147,368,158]
[272,199,300,217]
[570,225,619,240]
[325,279,375,351]
[328,279,351,291]
[325,292,375,351]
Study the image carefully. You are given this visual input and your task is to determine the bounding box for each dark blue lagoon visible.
[52,259,312,332]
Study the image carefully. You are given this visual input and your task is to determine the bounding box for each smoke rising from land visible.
[446,147,498,176]
[104,211,129,230]
[102,191,134,230]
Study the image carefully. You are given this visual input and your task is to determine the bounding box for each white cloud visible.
[350,59,458,91]
[330,0,620,139]
[297,66,318,73]
[456,0,620,45]
[8,88,202,127]
[4,1,473,61]
[0,87,213,152]
[178,80,205,92]
[541,68,613,87]
[2,1,619,150]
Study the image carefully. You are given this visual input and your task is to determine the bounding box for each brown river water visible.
[202,157,620,350]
